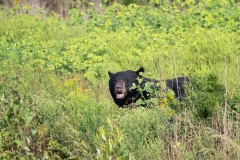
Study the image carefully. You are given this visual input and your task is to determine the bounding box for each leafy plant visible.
[0,88,36,159]
[186,73,225,119]
[227,91,240,113]
[112,107,169,159]
[96,118,134,160]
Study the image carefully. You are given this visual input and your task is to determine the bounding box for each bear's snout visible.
[114,81,127,99]
[115,84,122,92]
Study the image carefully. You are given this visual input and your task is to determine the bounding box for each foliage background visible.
[1,0,240,159]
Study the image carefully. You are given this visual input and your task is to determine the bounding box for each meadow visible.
[0,1,240,159]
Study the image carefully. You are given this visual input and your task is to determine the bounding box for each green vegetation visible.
[1,1,240,159]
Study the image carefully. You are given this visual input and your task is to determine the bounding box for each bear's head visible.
[108,67,144,106]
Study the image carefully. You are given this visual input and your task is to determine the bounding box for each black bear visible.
[108,67,189,107]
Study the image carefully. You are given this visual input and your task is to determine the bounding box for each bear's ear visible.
[135,67,144,76]
[108,71,114,78]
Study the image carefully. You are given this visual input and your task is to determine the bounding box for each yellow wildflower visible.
[173,142,181,148]
[49,77,56,83]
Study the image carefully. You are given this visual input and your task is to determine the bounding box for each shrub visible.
[113,107,169,159]
[0,87,37,159]
[227,91,240,113]
[186,73,225,119]
[96,118,134,160]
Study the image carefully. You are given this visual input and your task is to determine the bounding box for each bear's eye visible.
[113,79,116,83]
[124,79,129,83]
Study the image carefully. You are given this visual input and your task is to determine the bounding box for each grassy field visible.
[0,1,240,159]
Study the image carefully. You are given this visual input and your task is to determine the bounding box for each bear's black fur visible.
[108,67,189,107]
